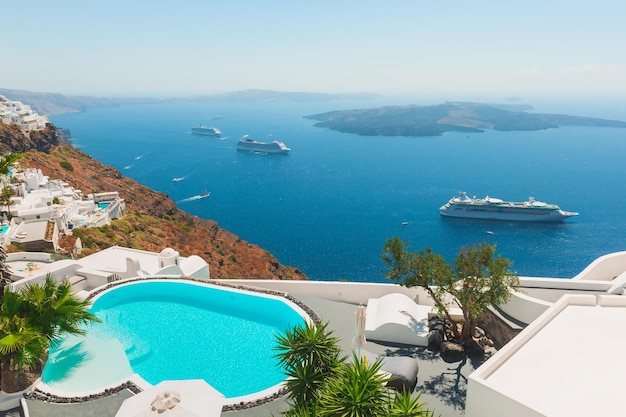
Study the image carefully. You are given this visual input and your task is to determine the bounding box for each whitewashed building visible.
[2,167,125,250]
[0,95,49,132]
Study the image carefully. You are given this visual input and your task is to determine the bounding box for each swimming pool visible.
[42,280,307,399]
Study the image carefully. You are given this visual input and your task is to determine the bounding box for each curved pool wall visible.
[40,278,310,406]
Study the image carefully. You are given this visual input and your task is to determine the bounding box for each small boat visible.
[199,190,210,199]
[172,177,184,183]
[192,124,222,136]
[439,191,578,222]
[237,135,291,154]
[401,221,409,226]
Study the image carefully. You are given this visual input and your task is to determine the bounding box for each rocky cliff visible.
[0,124,306,280]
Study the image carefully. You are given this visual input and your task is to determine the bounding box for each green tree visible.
[0,152,19,218]
[0,275,99,392]
[382,238,518,341]
[0,244,12,305]
[0,187,15,218]
[0,152,22,176]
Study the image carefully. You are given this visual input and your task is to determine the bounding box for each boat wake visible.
[172,176,188,183]
[177,193,210,203]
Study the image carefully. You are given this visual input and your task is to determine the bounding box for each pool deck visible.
[18,294,486,417]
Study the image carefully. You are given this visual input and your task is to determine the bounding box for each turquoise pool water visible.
[0,225,9,236]
[97,202,109,210]
[42,281,306,397]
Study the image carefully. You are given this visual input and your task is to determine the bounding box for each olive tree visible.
[382,238,518,341]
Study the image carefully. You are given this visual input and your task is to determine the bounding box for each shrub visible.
[59,161,74,171]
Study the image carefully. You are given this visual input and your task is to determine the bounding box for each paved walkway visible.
[20,295,489,417]
[283,296,485,417]
[0,407,23,417]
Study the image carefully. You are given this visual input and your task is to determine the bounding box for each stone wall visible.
[478,307,524,349]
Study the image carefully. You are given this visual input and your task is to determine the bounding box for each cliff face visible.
[2,124,306,280]
[0,123,60,153]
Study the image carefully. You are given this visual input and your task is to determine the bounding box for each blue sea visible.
[50,98,626,282]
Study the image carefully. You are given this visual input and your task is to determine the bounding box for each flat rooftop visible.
[469,294,626,417]
[74,246,173,275]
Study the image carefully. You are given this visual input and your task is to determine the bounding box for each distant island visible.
[305,101,626,137]
[0,88,379,116]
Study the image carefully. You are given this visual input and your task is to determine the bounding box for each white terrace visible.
[0,95,49,132]
[2,246,626,417]
[2,167,126,250]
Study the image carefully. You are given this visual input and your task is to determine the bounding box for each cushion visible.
[358,350,418,392]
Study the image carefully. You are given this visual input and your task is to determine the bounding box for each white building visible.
[2,167,125,249]
[0,95,49,132]
[6,246,211,296]
[466,294,626,417]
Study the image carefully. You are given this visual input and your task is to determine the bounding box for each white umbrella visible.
[115,379,225,417]
[73,237,82,257]
[354,304,367,356]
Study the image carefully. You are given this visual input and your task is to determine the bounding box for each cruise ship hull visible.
[439,192,578,222]
[440,206,577,222]
[237,137,290,154]
[191,125,221,136]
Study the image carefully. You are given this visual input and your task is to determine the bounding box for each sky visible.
[2,1,626,101]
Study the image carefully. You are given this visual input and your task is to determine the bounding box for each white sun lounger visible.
[364,293,434,346]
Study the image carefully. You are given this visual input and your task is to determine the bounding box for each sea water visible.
[50,99,626,282]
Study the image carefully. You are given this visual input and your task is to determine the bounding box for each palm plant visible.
[275,321,436,417]
[0,152,22,176]
[0,244,12,305]
[317,353,391,417]
[274,321,343,412]
[389,391,435,417]
[0,288,49,392]
[20,274,98,344]
[0,275,99,392]
[0,186,15,222]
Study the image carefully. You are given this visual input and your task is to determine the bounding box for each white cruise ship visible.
[236,135,291,154]
[191,124,222,136]
[439,192,578,222]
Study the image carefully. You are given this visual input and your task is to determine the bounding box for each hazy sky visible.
[3,1,625,99]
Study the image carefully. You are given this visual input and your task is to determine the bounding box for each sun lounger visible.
[359,349,418,392]
[364,293,433,346]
